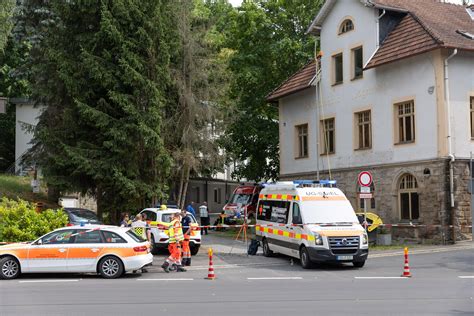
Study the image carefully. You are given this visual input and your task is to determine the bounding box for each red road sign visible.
[358,171,373,187]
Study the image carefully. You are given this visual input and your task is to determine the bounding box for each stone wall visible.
[281,158,472,243]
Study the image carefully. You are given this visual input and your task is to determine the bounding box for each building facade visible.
[268,0,474,242]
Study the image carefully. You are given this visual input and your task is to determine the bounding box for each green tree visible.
[0,0,15,52]
[164,0,234,208]
[221,0,323,181]
[28,0,173,221]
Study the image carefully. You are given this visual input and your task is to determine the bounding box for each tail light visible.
[67,223,74,227]
[133,245,147,252]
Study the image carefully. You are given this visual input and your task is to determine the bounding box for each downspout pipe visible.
[444,48,457,242]
[376,9,386,49]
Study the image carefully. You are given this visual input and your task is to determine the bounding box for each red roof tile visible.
[266,60,316,102]
[366,14,439,69]
[367,0,474,68]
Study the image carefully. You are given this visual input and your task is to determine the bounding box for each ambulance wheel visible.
[299,246,313,269]
[353,260,365,268]
[98,256,124,279]
[0,256,21,280]
[262,238,273,257]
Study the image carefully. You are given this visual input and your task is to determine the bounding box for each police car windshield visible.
[301,201,359,224]
[230,194,251,204]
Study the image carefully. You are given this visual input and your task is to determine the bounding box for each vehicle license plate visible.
[337,255,353,260]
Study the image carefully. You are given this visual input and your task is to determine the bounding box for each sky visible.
[229,0,242,7]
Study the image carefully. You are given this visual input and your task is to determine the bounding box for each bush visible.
[0,198,68,242]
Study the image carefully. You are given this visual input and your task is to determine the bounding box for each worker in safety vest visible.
[161,212,186,273]
[180,209,192,267]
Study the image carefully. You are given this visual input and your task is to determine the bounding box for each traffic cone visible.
[205,248,216,280]
[401,247,412,277]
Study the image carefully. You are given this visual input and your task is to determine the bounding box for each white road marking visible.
[369,245,473,259]
[137,278,194,281]
[247,277,303,280]
[354,277,408,279]
[187,262,287,271]
[458,276,474,279]
[19,279,80,283]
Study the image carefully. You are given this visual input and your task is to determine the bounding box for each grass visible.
[0,174,58,208]
[211,227,257,240]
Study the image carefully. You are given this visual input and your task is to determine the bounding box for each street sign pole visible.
[364,197,367,232]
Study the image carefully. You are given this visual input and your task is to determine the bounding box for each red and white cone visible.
[401,247,412,277]
[205,248,216,280]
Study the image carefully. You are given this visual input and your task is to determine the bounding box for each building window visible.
[358,182,375,210]
[470,97,474,139]
[352,46,363,79]
[333,53,343,85]
[398,174,419,221]
[355,110,371,149]
[195,187,200,203]
[395,100,415,143]
[321,118,335,155]
[295,124,308,158]
[339,19,354,34]
[214,188,221,204]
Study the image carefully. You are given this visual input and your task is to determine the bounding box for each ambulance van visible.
[256,180,368,268]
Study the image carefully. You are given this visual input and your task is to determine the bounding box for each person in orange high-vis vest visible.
[180,209,192,266]
[161,212,186,273]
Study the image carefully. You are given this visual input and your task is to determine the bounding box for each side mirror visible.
[36,239,43,246]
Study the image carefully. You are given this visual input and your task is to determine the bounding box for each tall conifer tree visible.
[29,0,173,220]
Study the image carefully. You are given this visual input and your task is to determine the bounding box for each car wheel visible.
[150,235,159,255]
[98,256,124,279]
[299,246,313,269]
[353,261,365,268]
[262,238,273,257]
[0,256,21,280]
[190,245,200,256]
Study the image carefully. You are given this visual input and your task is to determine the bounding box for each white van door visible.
[288,202,304,258]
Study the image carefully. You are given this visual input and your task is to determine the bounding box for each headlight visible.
[314,233,323,245]
[362,233,368,245]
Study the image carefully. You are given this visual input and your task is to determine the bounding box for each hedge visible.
[0,198,68,242]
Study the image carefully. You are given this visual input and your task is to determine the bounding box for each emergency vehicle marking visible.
[259,194,299,201]
[300,196,347,201]
[256,225,316,241]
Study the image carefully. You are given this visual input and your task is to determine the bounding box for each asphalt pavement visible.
[1,235,473,316]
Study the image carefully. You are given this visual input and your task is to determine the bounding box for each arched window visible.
[339,19,354,34]
[357,182,375,211]
[398,174,419,220]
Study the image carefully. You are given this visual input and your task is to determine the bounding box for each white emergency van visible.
[256,180,368,268]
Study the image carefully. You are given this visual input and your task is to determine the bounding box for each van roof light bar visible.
[292,180,336,188]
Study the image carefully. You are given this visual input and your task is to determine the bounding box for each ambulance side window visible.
[257,200,272,221]
[292,203,302,225]
[257,200,290,223]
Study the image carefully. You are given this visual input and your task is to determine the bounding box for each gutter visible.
[444,48,458,242]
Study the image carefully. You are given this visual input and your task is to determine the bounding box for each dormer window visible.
[339,19,354,34]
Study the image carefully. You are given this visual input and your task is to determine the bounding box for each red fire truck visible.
[222,184,263,218]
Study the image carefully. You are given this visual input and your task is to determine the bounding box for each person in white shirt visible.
[199,201,209,235]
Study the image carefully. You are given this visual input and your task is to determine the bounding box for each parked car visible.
[139,208,201,255]
[63,208,101,226]
[0,225,152,279]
